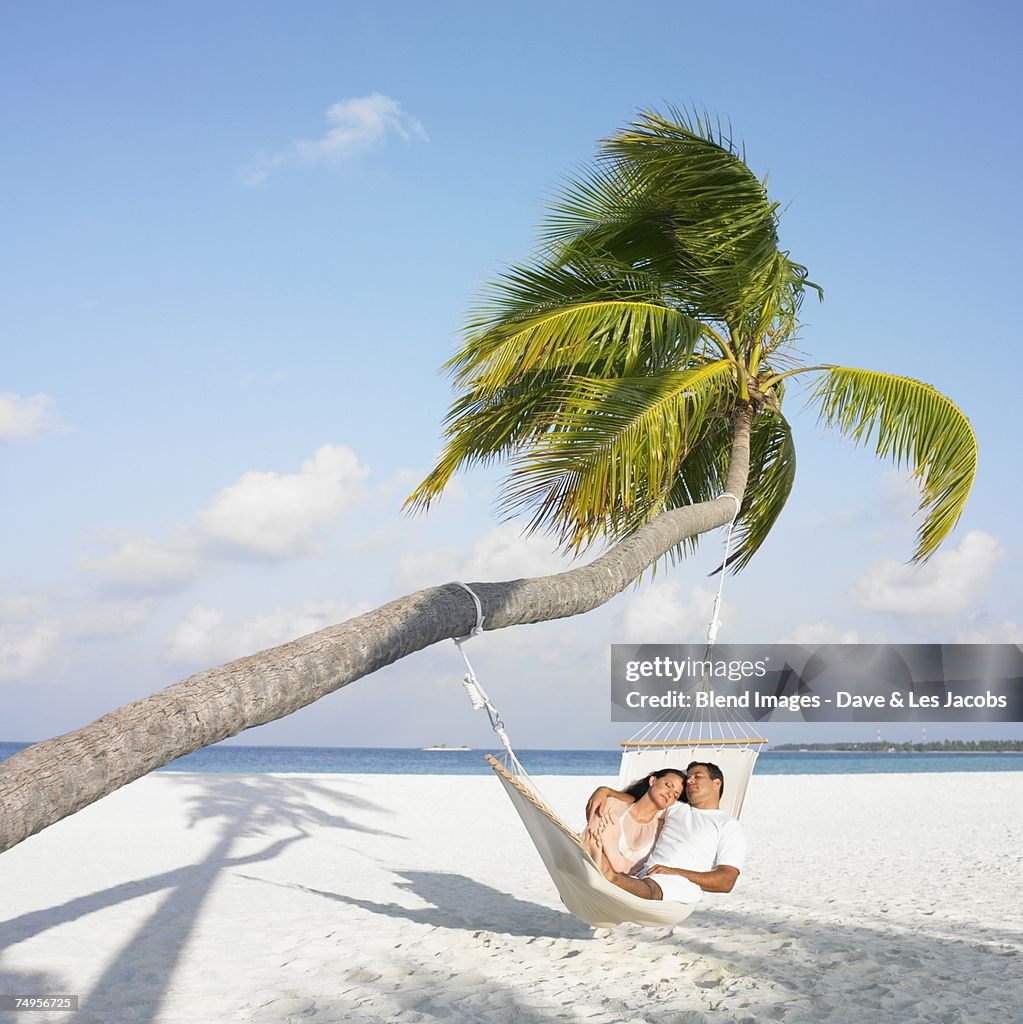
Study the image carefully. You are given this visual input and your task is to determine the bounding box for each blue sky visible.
[2,1,1021,749]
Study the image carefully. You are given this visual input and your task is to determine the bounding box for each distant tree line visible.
[772,740,1023,752]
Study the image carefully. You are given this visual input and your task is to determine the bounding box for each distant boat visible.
[422,743,472,752]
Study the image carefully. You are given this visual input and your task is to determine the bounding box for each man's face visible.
[684,765,720,806]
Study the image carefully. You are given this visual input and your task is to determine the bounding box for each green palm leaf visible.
[404,370,570,512]
[658,416,735,564]
[545,109,819,329]
[809,368,977,561]
[451,298,706,395]
[501,362,735,549]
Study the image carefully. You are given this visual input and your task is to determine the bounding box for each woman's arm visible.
[581,797,633,874]
[584,785,634,820]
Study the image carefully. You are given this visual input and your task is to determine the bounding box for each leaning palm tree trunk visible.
[0,413,752,854]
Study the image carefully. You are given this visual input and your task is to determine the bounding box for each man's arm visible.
[585,785,634,820]
[645,863,740,893]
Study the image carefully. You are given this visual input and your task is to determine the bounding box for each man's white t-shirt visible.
[648,802,746,873]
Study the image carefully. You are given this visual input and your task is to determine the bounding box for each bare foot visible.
[582,833,617,881]
[582,830,604,864]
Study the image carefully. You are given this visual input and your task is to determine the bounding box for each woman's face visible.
[647,772,685,809]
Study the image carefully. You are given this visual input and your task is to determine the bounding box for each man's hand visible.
[646,863,695,880]
[646,863,740,893]
[584,785,633,820]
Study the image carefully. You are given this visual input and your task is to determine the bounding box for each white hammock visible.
[482,734,762,927]
[486,755,698,928]
[451,501,763,928]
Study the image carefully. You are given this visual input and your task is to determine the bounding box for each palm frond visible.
[463,256,670,335]
[543,109,809,326]
[657,416,735,565]
[404,370,569,512]
[499,361,736,549]
[809,367,977,561]
[450,298,706,395]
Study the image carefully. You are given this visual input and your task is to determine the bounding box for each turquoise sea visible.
[1,741,1020,776]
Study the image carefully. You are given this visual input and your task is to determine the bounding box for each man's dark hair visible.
[686,761,725,798]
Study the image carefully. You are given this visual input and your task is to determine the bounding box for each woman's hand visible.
[585,786,615,820]
[585,785,634,820]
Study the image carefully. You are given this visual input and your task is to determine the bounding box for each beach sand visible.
[1,770,1021,1024]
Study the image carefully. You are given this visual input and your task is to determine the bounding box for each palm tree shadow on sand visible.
[0,774,401,1024]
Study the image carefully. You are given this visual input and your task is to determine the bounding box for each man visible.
[585,761,746,904]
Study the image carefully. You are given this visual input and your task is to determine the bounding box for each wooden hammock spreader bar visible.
[485,755,586,851]
[620,738,768,747]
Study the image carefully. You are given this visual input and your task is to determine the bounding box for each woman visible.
[580,768,686,875]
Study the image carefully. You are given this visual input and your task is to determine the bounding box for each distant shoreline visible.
[4,741,1023,779]
[772,742,1023,753]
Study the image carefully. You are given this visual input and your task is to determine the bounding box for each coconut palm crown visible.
[407,109,976,569]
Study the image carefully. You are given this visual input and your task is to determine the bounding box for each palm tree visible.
[0,110,975,855]
[407,109,975,571]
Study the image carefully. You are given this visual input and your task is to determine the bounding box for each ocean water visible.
[1,741,1020,776]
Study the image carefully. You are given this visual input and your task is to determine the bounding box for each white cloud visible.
[394,521,577,591]
[850,530,1005,616]
[81,537,202,594]
[617,582,729,644]
[351,523,409,554]
[0,592,50,621]
[395,543,464,590]
[67,599,156,638]
[242,93,427,185]
[0,392,63,442]
[167,606,227,664]
[199,444,369,559]
[464,522,575,579]
[167,599,368,666]
[378,467,427,500]
[79,444,368,592]
[776,620,860,644]
[954,615,1023,643]
[0,620,59,681]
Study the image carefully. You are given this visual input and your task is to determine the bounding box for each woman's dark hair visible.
[623,767,687,803]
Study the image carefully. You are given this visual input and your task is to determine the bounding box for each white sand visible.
[2,769,1022,1024]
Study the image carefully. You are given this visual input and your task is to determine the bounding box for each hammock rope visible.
[451,582,528,779]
